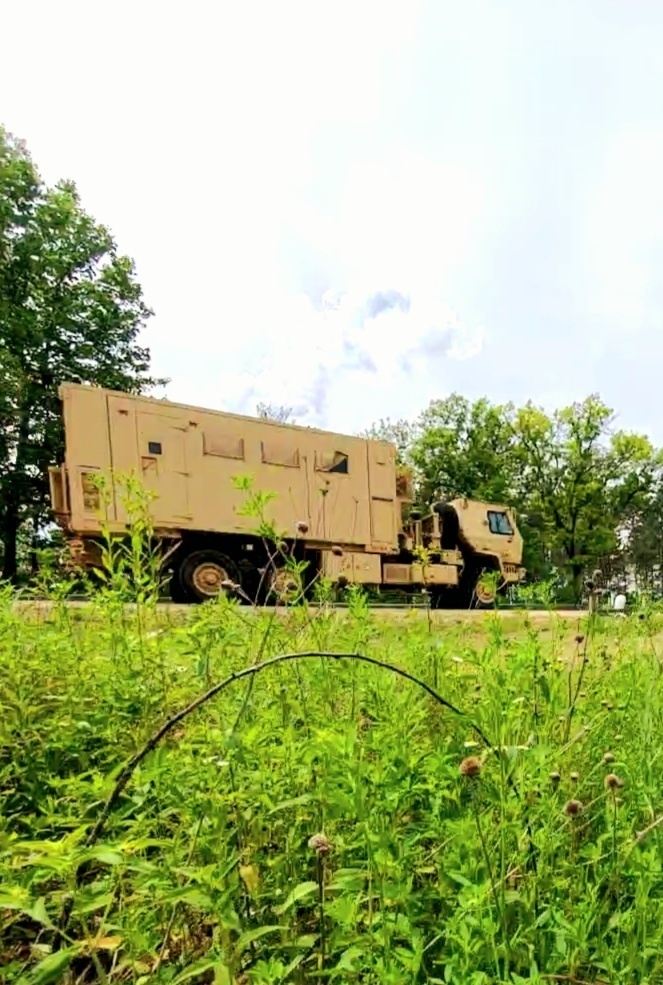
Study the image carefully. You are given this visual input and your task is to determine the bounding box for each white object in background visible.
[613,593,627,611]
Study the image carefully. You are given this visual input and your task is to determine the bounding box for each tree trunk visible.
[0,511,19,582]
[571,563,584,603]
[1,396,32,583]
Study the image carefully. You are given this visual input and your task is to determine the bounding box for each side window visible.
[203,432,245,460]
[487,510,514,535]
[317,450,349,474]
[261,441,300,468]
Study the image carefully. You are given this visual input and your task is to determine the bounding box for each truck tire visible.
[177,549,240,604]
[471,568,497,609]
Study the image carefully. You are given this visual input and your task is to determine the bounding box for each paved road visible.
[10,599,586,620]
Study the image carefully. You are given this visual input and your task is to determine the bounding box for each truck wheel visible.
[178,549,240,603]
[473,574,497,609]
[266,566,301,604]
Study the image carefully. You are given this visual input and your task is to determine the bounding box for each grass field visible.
[2,588,663,984]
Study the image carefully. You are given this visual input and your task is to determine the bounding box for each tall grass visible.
[2,501,663,982]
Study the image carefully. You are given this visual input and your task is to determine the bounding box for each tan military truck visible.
[48,382,526,606]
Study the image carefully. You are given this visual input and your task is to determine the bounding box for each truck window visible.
[261,441,300,468]
[203,433,245,460]
[317,451,349,474]
[487,510,514,535]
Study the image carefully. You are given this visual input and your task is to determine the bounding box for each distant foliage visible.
[370,392,661,596]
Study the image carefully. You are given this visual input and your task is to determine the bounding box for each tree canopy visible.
[367,392,661,597]
[0,126,166,580]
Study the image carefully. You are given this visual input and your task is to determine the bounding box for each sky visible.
[3,0,663,439]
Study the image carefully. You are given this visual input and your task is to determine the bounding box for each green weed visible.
[3,498,663,982]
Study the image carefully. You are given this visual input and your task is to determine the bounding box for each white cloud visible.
[161,282,485,431]
[584,123,663,341]
[1,0,487,436]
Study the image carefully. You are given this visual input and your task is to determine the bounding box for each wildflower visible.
[308,833,331,854]
[460,756,482,778]
[570,771,580,782]
[605,773,624,790]
[564,799,583,817]
[452,656,464,664]
[296,520,309,535]
[602,752,615,765]
[549,771,561,786]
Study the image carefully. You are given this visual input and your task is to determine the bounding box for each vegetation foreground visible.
[2,593,663,984]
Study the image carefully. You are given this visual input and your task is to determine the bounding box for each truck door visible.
[107,396,192,525]
[366,442,398,552]
[311,446,370,546]
[136,410,192,523]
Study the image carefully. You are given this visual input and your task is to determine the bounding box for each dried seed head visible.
[605,773,624,790]
[331,545,343,556]
[549,771,561,786]
[459,756,482,778]
[602,752,615,765]
[337,575,348,589]
[308,832,331,854]
[506,866,522,888]
[564,799,583,817]
[296,520,309,535]
[575,634,585,644]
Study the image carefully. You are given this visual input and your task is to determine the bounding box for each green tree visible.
[409,394,518,504]
[0,127,166,581]
[512,395,658,597]
[621,479,663,592]
[362,417,416,465]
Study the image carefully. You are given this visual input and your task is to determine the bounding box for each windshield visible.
[487,510,514,535]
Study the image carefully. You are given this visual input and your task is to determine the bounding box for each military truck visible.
[48,382,526,606]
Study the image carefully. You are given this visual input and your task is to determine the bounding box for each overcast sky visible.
[3,0,663,439]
